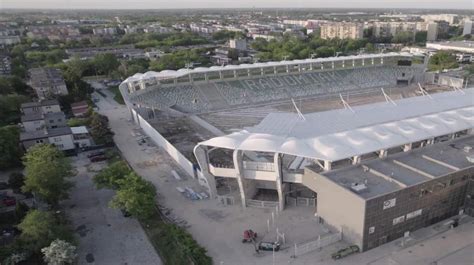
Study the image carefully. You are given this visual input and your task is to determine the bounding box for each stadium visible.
[119,52,474,251]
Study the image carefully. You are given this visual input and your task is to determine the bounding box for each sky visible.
[1,0,472,10]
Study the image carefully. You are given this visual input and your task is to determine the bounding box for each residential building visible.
[21,99,61,116]
[320,22,364,40]
[0,55,11,75]
[71,101,89,117]
[28,68,68,99]
[0,35,20,46]
[463,21,473,36]
[421,14,458,25]
[92,27,117,35]
[26,25,81,41]
[373,22,418,38]
[427,23,439,41]
[229,39,247,51]
[20,127,75,151]
[71,126,93,148]
[20,99,74,151]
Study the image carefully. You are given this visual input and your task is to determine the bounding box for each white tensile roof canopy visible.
[197,89,474,162]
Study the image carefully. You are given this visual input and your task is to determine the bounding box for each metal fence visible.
[293,231,342,257]
[246,199,279,208]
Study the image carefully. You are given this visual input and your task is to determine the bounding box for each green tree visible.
[415,31,428,43]
[93,161,131,189]
[0,126,22,169]
[18,210,72,252]
[428,51,459,71]
[22,144,73,206]
[0,94,30,126]
[92,53,120,76]
[110,172,156,220]
[89,113,114,145]
[41,239,77,265]
[8,172,25,192]
[392,31,414,44]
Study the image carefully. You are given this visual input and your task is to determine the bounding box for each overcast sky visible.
[1,0,471,10]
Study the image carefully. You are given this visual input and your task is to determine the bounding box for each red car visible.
[2,197,16,207]
[90,156,107,162]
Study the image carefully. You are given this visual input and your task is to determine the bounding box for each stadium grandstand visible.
[120,53,424,114]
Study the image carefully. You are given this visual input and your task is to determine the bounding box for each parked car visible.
[0,195,16,207]
[90,156,107,162]
[331,245,359,260]
[87,151,105,158]
[258,241,280,252]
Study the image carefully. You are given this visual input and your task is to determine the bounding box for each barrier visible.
[246,199,279,209]
[131,108,196,178]
[293,231,342,257]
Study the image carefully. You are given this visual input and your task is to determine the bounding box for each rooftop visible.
[21,99,60,109]
[71,126,88,134]
[198,88,474,162]
[21,112,43,122]
[123,52,412,82]
[427,41,474,49]
[20,126,72,141]
[318,135,474,199]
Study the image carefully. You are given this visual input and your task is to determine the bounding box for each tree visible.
[89,113,114,145]
[93,161,131,189]
[0,94,31,126]
[0,126,22,169]
[428,51,459,71]
[18,210,62,252]
[8,172,24,192]
[415,31,428,43]
[41,239,77,265]
[392,31,414,44]
[110,172,156,220]
[22,144,73,206]
[92,53,120,76]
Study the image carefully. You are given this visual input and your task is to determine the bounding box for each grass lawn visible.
[108,86,125,105]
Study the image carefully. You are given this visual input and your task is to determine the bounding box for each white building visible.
[229,39,247,51]
[463,21,473,36]
[426,41,474,53]
[427,23,439,41]
[71,126,93,148]
[421,14,457,25]
[320,22,364,40]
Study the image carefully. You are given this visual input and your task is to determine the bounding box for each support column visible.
[403,143,412,152]
[247,69,251,77]
[352,156,361,165]
[233,70,237,78]
[332,61,335,69]
[379,149,388,159]
[204,73,208,82]
[260,68,264,76]
[233,150,247,208]
[362,58,365,66]
[194,146,217,198]
[342,60,345,68]
[273,67,277,74]
[274,153,285,211]
[323,160,332,171]
[219,71,223,79]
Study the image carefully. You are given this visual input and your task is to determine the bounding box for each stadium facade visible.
[119,53,474,252]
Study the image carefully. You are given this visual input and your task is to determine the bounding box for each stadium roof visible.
[197,88,474,162]
[123,52,412,83]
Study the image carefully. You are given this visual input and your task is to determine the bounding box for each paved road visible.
[63,94,162,265]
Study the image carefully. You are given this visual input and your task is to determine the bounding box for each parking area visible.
[62,153,162,265]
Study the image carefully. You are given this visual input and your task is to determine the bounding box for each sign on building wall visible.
[406,209,423,220]
[393,215,405,225]
[383,198,397,210]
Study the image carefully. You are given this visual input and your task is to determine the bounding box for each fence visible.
[132,108,196,178]
[246,199,279,209]
[293,231,342,257]
[286,196,316,207]
[243,161,275,171]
